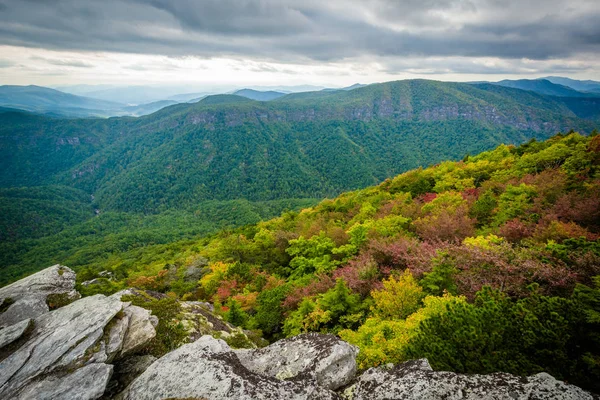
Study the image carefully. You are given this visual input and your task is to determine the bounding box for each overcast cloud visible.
[0,0,598,85]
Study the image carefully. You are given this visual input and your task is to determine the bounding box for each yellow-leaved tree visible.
[371,270,424,319]
[340,293,467,369]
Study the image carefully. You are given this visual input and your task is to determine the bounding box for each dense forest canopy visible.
[68,132,600,392]
[1,80,599,285]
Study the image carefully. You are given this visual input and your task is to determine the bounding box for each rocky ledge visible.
[0,265,597,399]
[0,266,157,399]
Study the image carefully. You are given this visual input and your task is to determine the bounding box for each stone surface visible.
[119,305,157,358]
[0,318,32,350]
[106,312,130,361]
[0,295,122,398]
[121,335,341,400]
[236,333,358,390]
[349,359,596,400]
[0,265,79,327]
[103,355,157,398]
[15,363,113,400]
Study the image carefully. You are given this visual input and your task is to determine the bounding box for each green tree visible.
[225,299,248,327]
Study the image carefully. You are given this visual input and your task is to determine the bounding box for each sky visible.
[0,0,599,89]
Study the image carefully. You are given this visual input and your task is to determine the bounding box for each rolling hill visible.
[0,85,125,117]
[234,89,286,101]
[492,79,594,97]
[543,76,600,94]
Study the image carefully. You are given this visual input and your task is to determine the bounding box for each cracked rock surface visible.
[120,335,341,400]
[0,266,157,400]
[236,333,358,390]
[348,359,596,400]
[0,265,79,328]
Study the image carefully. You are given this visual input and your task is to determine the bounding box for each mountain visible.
[0,79,598,288]
[21,133,597,394]
[121,100,179,116]
[233,89,286,101]
[248,84,326,93]
[0,85,124,117]
[322,83,369,92]
[543,76,600,94]
[1,79,597,209]
[0,85,187,118]
[492,79,594,97]
[57,85,216,105]
[168,92,214,102]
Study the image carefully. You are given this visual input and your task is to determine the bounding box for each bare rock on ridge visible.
[120,335,341,400]
[0,292,157,400]
[236,333,358,390]
[348,359,596,400]
[0,264,79,328]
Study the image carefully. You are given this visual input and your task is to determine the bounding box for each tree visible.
[371,270,424,319]
[405,282,600,393]
[225,299,248,327]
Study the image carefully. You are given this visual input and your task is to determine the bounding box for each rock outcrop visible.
[347,359,596,400]
[0,264,79,328]
[236,333,358,390]
[0,266,157,400]
[120,335,341,400]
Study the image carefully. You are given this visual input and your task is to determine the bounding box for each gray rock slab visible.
[15,363,113,400]
[0,265,79,328]
[121,335,341,400]
[0,318,32,350]
[119,304,157,358]
[0,295,122,398]
[236,333,358,390]
[350,359,595,400]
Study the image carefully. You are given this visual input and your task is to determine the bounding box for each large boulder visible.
[120,335,341,400]
[348,359,596,400]
[236,333,358,390]
[0,265,80,327]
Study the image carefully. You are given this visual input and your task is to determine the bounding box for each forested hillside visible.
[75,133,600,392]
[1,79,599,286]
[1,80,597,209]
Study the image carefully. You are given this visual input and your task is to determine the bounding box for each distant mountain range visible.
[0,83,369,117]
[0,85,184,118]
[1,78,597,213]
[6,77,596,119]
[491,79,598,97]
[542,76,600,93]
[0,85,124,117]
[233,89,287,101]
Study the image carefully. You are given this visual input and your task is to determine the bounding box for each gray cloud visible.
[30,56,95,68]
[0,0,598,67]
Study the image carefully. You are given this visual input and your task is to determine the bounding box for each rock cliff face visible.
[0,265,597,399]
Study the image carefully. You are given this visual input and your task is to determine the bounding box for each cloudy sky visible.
[0,0,599,88]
